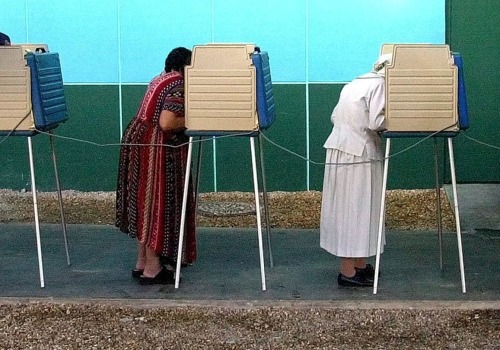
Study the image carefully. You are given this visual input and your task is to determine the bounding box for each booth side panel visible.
[185,44,259,132]
[0,46,34,132]
[186,68,257,131]
[386,69,458,132]
[385,45,459,132]
[0,68,34,132]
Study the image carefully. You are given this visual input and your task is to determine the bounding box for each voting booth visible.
[0,44,70,288]
[373,44,469,294]
[175,44,277,290]
[0,44,67,134]
[382,44,469,133]
[185,43,276,132]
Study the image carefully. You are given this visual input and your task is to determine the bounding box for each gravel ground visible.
[0,189,456,230]
[0,303,498,349]
[1,189,497,349]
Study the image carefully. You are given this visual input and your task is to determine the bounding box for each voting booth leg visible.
[27,137,45,288]
[251,137,267,291]
[373,139,391,294]
[448,138,466,293]
[175,137,194,289]
[49,131,71,266]
[193,137,203,211]
[433,139,444,270]
[258,133,273,268]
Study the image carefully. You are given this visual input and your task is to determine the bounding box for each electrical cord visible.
[462,133,500,150]
[32,128,256,149]
[261,123,462,166]
[0,121,496,167]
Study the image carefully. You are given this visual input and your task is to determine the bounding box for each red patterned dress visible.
[116,71,196,265]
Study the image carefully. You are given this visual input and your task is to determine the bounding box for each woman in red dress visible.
[116,47,196,285]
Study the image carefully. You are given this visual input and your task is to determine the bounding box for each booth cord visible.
[33,127,386,165]
[462,134,500,150]
[32,128,256,149]
[260,123,464,166]
[4,122,495,167]
[1,124,485,167]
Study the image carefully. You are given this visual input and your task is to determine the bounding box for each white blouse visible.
[323,72,386,160]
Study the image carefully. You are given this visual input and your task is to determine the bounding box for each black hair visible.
[164,47,192,73]
[0,32,11,46]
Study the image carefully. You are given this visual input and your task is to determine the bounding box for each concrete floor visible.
[0,184,498,307]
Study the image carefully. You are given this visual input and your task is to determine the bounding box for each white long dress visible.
[320,72,386,258]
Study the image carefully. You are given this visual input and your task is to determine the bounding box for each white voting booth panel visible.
[185,44,258,132]
[0,44,50,132]
[0,46,33,131]
[177,44,275,291]
[374,44,466,295]
[384,44,459,132]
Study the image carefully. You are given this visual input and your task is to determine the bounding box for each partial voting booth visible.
[0,44,70,288]
[175,43,277,290]
[374,44,469,294]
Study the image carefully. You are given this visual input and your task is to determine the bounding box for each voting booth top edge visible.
[184,43,277,135]
[0,44,68,136]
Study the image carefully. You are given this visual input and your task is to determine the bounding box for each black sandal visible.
[138,267,176,285]
[355,264,379,283]
[131,269,144,279]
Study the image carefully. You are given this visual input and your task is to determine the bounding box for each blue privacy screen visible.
[252,50,276,130]
[27,52,68,131]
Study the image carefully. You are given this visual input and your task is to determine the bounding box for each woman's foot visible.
[138,267,175,285]
[160,256,188,268]
[337,270,373,287]
[131,269,144,279]
[354,264,378,283]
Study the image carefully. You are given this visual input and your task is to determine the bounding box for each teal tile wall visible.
[0,86,120,191]
[0,77,496,193]
[308,84,342,190]
[446,0,500,183]
[1,0,498,192]
[194,84,307,192]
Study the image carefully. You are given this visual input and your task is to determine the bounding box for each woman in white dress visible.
[320,54,392,287]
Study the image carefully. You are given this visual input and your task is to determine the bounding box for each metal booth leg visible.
[447,138,466,293]
[374,138,391,294]
[48,130,71,266]
[175,137,194,289]
[193,137,203,213]
[433,138,444,270]
[258,132,273,268]
[251,136,267,291]
[27,136,45,288]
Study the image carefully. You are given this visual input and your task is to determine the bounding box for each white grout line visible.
[305,0,310,191]
[117,0,123,138]
[211,0,217,192]
[24,0,29,42]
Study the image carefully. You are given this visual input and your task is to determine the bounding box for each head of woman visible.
[0,32,11,46]
[372,53,393,76]
[165,47,192,75]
